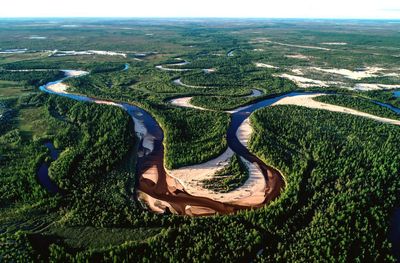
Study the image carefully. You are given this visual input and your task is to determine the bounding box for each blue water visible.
[37,70,91,194]
[394,91,400,98]
[44,141,59,160]
[390,208,400,261]
[39,80,92,102]
[37,142,60,194]
[228,92,320,159]
[39,69,164,195]
[227,49,235,57]
[373,101,400,114]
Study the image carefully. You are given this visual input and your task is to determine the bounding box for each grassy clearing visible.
[16,106,49,139]
[0,80,32,97]
[41,226,162,250]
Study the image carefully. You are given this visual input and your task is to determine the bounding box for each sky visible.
[1,0,400,19]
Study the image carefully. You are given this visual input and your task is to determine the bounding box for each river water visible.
[38,69,287,215]
[37,142,60,194]
[38,67,400,218]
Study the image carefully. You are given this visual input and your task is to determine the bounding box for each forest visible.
[1,18,400,262]
[0,70,64,86]
[247,105,400,261]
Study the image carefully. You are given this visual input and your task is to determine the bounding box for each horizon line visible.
[0,16,400,21]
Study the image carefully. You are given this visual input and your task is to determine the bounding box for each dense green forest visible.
[65,67,138,92]
[2,59,126,73]
[1,18,400,262]
[191,95,252,111]
[0,70,64,86]
[0,93,135,203]
[0,92,157,261]
[189,76,298,111]
[7,104,400,262]
[247,105,400,261]
[150,104,230,169]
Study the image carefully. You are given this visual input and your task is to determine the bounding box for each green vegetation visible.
[191,95,251,111]
[0,70,64,86]
[46,220,263,262]
[153,105,230,169]
[358,76,400,85]
[63,68,232,169]
[41,226,162,250]
[365,90,400,109]
[65,67,137,91]
[0,80,34,97]
[190,76,297,111]
[1,18,400,262]
[0,92,159,260]
[315,94,400,120]
[2,59,126,73]
[247,105,400,261]
[0,95,51,206]
[202,154,249,192]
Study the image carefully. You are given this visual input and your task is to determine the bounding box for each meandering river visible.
[37,142,59,194]
[38,68,400,216]
[38,69,286,216]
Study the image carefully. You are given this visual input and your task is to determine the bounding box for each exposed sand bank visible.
[93,100,120,106]
[321,42,347,45]
[45,70,88,93]
[52,50,127,58]
[173,78,208,89]
[155,65,191,72]
[285,54,312,60]
[0,49,28,54]
[236,118,252,147]
[166,146,268,206]
[279,74,330,88]
[312,67,384,80]
[141,164,159,184]
[291,68,304,75]
[281,67,400,90]
[226,104,251,114]
[255,62,279,69]
[247,89,263,98]
[169,89,262,112]
[42,69,258,216]
[169,97,209,111]
[185,205,217,216]
[137,190,176,214]
[203,68,216,73]
[353,83,400,91]
[7,69,53,72]
[46,82,69,93]
[156,61,191,72]
[167,148,234,187]
[62,70,88,77]
[273,94,400,126]
[28,36,47,39]
[164,113,268,207]
[250,38,331,51]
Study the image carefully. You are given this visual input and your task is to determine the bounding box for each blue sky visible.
[1,0,400,19]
